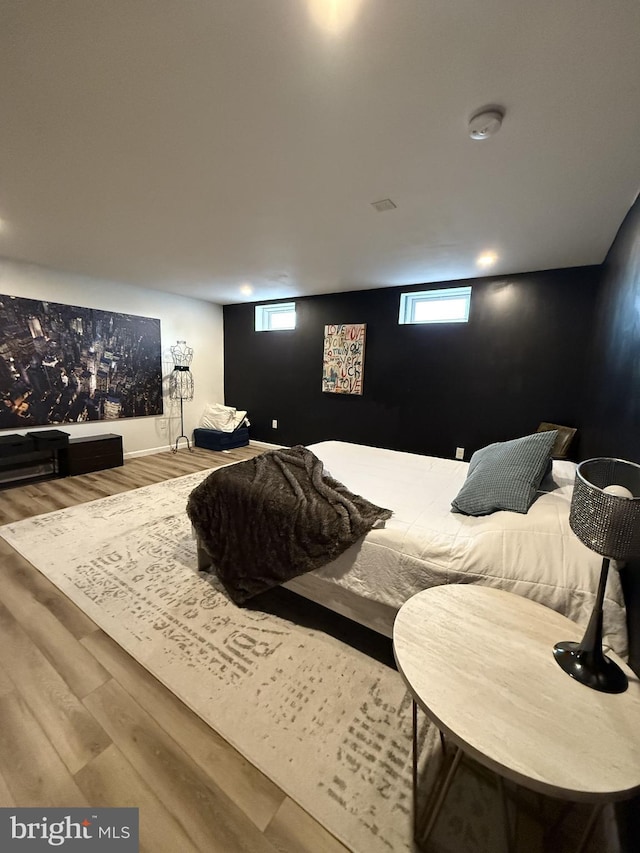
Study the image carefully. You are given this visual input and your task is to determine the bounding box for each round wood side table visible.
[393,585,640,851]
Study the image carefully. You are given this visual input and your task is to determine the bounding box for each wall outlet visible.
[159,419,167,433]
[455,447,465,460]
[272,419,278,429]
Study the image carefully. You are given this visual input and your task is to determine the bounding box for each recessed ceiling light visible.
[240,283,253,295]
[307,0,364,35]
[477,251,498,268]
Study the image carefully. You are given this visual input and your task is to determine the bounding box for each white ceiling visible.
[1,1,640,305]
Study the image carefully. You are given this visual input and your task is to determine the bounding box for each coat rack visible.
[169,340,194,452]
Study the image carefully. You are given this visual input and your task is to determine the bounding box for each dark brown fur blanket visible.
[186,445,392,604]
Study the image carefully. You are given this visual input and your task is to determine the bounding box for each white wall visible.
[0,257,224,455]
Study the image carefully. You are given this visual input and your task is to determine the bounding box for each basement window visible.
[398,287,472,325]
[255,302,296,331]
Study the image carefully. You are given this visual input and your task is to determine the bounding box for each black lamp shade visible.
[554,458,640,693]
[569,458,640,561]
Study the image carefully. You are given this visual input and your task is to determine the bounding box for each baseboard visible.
[125,440,280,459]
[125,444,172,459]
[124,438,281,459]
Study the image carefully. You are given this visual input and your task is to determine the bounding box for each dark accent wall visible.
[224,267,599,460]
[581,195,640,463]
[579,195,640,720]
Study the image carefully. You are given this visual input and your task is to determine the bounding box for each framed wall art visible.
[0,293,163,429]
[322,323,366,395]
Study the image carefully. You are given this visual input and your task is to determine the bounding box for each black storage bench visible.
[27,429,70,452]
[0,433,35,457]
[27,429,70,475]
[58,433,123,476]
[193,427,249,451]
[0,430,69,487]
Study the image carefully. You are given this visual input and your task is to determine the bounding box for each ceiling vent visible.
[371,198,397,212]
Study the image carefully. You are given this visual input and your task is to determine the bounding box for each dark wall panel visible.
[580,195,640,853]
[581,196,640,463]
[224,267,599,460]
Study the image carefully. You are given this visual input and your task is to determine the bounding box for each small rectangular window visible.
[255,302,296,331]
[398,287,472,325]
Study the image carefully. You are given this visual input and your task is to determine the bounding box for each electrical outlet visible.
[272,419,278,429]
[159,419,167,433]
[455,447,465,460]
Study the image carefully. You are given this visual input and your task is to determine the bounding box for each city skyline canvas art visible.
[0,294,162,429]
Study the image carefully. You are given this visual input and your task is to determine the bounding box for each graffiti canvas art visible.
[322,323,366,395]
[0,294,162,429]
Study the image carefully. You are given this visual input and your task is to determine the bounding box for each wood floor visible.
[0,445,615,853]
[0,445,350,853]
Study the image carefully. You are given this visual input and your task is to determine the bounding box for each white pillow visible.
[200,403,248,433]
[538,459,577,492]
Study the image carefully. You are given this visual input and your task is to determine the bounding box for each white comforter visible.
[304,441,628,658]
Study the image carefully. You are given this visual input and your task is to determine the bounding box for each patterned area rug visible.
[0,472,578,852]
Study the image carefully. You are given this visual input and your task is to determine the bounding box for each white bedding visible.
[290,441,628,658]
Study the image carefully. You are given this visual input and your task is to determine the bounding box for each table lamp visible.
[554,457,640,693]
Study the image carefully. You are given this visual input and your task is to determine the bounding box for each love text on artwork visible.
[322,323,366,395]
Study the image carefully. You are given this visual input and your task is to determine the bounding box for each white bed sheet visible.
[294,441,628,658]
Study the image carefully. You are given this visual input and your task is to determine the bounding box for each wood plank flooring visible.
[0,444,609,853]
[0,445,349,853]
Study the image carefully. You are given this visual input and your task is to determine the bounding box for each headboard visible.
[536,422,577,459]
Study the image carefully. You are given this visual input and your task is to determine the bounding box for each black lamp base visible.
[553,642,628,694]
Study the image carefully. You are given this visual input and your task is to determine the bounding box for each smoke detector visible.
[468,108,504,140]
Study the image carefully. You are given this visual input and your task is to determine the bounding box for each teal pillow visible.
[451,430,558,516]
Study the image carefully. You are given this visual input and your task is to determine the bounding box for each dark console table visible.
[0,431,124,488]
[0,430,70,489]
[58,433,124,476]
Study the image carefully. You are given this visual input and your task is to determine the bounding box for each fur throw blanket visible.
[186,445,392,604]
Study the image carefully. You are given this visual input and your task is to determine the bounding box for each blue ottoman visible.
[193,427,249,451]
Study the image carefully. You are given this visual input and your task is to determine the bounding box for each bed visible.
[190,440,629,660]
